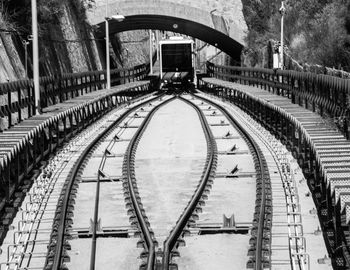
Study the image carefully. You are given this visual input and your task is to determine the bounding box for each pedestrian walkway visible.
[0,81,150,215]
[200,77,350,267]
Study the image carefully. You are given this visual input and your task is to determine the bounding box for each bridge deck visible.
[201,77,350,225]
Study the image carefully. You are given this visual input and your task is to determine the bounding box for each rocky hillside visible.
[0,0,152,83]
[2,0,348,81]
[241,0,350,71]
[0,0,248,83]
[0,0,105,82]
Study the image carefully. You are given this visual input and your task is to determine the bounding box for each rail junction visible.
[0,3,350,269]
[1,68,348,268]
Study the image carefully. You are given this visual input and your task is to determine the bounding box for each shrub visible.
[242,0,350,71]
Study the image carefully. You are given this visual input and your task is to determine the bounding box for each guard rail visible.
[207,61,350,138]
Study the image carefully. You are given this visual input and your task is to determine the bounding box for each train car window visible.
[161,44,192,72]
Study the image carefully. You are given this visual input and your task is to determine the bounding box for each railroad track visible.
[120,93,271,269]
[161,96,218,270]
[122,96,176,270]
[42,92,271,270]
[122,95,218,270]
[44,95,166,270]
[191,94,272,270]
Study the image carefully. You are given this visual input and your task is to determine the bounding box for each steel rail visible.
[194,94,269,270]
[123,96,176,270]
[47,94,161,270]
[162,95,217,270]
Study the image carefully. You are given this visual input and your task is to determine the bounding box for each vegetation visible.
[2,0,349,71]
[0,1,25,33]
[0,0,99,76]
[242,0,350,71]
[0,0,95,35]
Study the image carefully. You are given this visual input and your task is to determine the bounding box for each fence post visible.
[8,85,12,127]
[17,83,22,123]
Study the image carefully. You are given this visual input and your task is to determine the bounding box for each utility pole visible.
[105,0,110,89]
[149,29,153,75]
[105,0,124,89]
[31,0,40,114]
[156,30,160,75]
[23,39,30,78]
[279,0,286,70]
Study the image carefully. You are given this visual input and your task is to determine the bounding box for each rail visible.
[45,95,160,270]
[195,94,272,269]
[206,61,350,139]
[122,96,175,270]
[0,64,148,131]
[200,79,350,268]
[161,96,217,270]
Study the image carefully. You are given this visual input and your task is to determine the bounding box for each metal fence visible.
[0,64,148,131]
[207,61,350,138]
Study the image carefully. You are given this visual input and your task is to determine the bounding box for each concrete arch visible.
[88,0,247,62]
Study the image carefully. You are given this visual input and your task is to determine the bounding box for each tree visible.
[241,0,350,71]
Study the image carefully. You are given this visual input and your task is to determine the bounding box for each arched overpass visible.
[87,0,247,62]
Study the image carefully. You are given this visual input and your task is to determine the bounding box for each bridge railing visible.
[0,64,148,131]
[207,61,350,138]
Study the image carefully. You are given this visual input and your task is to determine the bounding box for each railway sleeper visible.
[170,249,180,258]
[246,257,270,269]
[186,217,196,226]
[255,197,272,207]
[206,179,214,185]
[201,194,209,200]
[191,213,199,221]
[192,206,202,214]
[130,217,151,228]
[182,228,191,236]
[46,248,70,262]
[127,208,137,216]
[256,184,272,194]
[250,222,272,236]
[140,250,152,259]
[247,244,271,256]
[137,239,158,249]
[202,187,211,194]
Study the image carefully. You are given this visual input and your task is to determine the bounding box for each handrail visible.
[206,61,350,139]
[0,64,149,131]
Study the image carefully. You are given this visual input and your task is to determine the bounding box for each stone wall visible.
[0,33,26,82]
[88,0,247,46]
